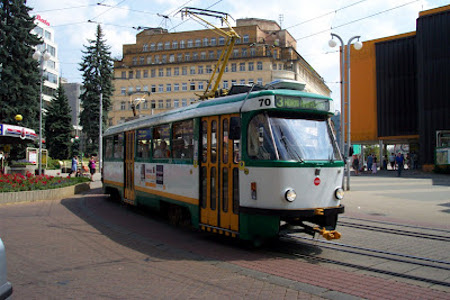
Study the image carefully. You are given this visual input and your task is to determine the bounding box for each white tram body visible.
[102,82,345,241]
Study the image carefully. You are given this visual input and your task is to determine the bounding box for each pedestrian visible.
[383,155,388,170]
[395,152,404,177]
[389,153,396,170]
[71,155,78,177]
[372,156,378,174]
[367,154,373,172]
[352,155,360,175]
[88,155,96,181]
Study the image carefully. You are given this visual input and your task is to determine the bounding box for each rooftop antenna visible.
[279,14,284,28]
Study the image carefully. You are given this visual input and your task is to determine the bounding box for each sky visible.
[27,0,450,109]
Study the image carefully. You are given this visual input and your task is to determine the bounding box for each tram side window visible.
[247,113,277,160]
[105,137,113,159]
[172,120,194,159]
[153,124,171,159]
[137,127,152,159]
[114,134,124,159]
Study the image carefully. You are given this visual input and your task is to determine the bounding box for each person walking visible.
[372,156,378,174]
[395,152,404,177]
[88,155,96,181]
[389,153,396,170]
[71,155,78,177]
[352,155,360,175]
[367,154,373,172]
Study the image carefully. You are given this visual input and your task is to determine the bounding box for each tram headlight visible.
[334,188,344,200]
[285,189,297,202]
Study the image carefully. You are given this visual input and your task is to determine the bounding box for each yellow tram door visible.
[200,115,239,236]
[124,130,136,205]
[219,114,240,234]
[200,117,219,228]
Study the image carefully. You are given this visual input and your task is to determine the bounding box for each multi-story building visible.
[61,81,83,137]
[31,15,59,110]
[110,18,330,126]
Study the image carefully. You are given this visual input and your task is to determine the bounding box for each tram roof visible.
[104,89,332,136]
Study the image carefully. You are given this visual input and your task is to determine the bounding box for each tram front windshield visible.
[247,112,340,161]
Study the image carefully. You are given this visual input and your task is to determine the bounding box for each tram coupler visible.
[313,226,342,240]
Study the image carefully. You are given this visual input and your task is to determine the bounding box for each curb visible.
[0,182,91,205]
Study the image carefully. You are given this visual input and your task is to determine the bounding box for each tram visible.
[102,81,345,242]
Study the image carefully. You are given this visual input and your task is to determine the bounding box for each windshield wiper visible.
[279,130,304,163]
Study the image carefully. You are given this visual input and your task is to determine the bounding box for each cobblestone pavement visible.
[0,170,448,299]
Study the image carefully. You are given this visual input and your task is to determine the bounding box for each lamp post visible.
[33,49,51,175]
[329,34,363,190]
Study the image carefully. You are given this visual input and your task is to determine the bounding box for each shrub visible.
[0,172,90,193]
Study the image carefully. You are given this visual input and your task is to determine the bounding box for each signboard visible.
[275,96,330,112]
[436,148,450,165]
[1,124,38,141]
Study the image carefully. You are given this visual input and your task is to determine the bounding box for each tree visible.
[0,0,41,160]
[44,83,72,160]
[79,25,114,156]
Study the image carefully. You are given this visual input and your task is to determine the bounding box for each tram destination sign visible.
[275,96,329,112]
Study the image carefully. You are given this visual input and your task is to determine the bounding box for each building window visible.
[174,83,180,91]
[198,65,203,74]
[182,99,187,107]
[250,48,256,56]
[223,80,228,89]
[157,42,163,50]
[139,56,145,64]
[151,69,156,78]
[243,34,249,43]
[185,53,190,61]
[158,100,164,108]
[195,39,201,47]
[121,101,126,110]
[128,71,133,79]
[198,82,204,90]
[166,68,171,77]
[136,70,141,79]
[248,79,254,84]
[174,99,179,108]
[231,63,237,72]
[150,43,155,51]
[166,100,171,108]
[190,82,195,90]
[217,50,222,59]
[159,68,164,77]
[201,52,206,60]
[147,56,152,64]
[211,37,217,46]
[242,48,247,57]
[151,100,156,109]
[174,67,180,76]
[257,78,263,85]
[169,54,175,63]
[162,55,167,63]
[164,41,170,50]
[151,85,156,92]
[203,38,208,46]
[219,37,225,45]
[166,84,172,92]
[172,41,178,49]
[239,63,245,72]
[231,80,236,86]
[132,57,137,65]
[190,66,196,75]
[206,65,212,74]
[208,51,214,59]
[121,87,126,95]
[128,86,134,93]
[121,71,126,79]
[143,85,149,92]
[187,39,193,48]
[248,62,254,71]
[143,100,148,109]
[233,49,239,58]
[154,55,160,63]
[240,79,245,84]
[182,83,187,91]
[180,40,185,48]
[257,61,263,70]
[158,84,163,92]
[143,70,148,78]
[177,53,182,62]
[193,52,198,61]
[182,67,187,75]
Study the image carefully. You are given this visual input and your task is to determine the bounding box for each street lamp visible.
[329,34,363,191]
[32,49,51,175]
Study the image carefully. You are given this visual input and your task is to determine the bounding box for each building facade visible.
[349,5,450,170]
[61,82,83,137]
[31,15,59,110]
[109,18,331,126]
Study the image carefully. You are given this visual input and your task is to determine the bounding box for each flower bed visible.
[0,172,90,193]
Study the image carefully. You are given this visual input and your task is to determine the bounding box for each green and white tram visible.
[102,82,345,242]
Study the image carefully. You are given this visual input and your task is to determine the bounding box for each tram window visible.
[223,119,229,164]
[172,120,194,159]
[105,137,113,159]
[201,166,207,209]
[153,125,171,159]
[232,168,239,214]
[201,121,208,163]
[211,120,217,163]
[137,128,152,159]
[247,113,277,160]
[211,167,216,210]
[222,167,228,212]
[114,134,124,159]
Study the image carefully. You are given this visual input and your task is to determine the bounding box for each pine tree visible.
[0,0,41,160]
[44,83,72,160]
[79,25,114,156]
